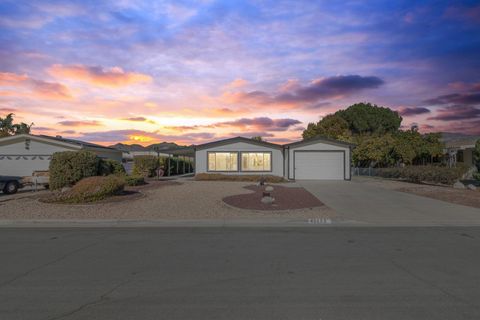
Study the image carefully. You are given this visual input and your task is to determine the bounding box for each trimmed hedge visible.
[376,165,470,185]
[49,150,100,190]
[99,159,126,176]
[124,175,145,186]
[46,175,125,203]
[133,155,159,177]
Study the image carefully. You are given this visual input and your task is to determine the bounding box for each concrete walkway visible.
[299,179,480,226]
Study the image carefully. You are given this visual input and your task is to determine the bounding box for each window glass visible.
[241,152,271,171]
[208,152,238,171]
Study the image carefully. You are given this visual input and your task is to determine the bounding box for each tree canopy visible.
[302,114,350,140]
[0,113,33,137]
[334,102,402,135]
[302,103,444,167]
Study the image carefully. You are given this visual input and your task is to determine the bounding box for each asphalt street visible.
[1,227,480,320]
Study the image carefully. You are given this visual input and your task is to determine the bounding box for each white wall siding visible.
[0,139,76,176]
[288,142,351,180]
[195,142,284,176]
[0,137,122,177]
[0,139,77,155]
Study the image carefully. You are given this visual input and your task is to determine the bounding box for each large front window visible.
[241,152,271,171]
[208,152,238,171]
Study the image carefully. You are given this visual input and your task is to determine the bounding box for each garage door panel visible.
[294,151,344,180]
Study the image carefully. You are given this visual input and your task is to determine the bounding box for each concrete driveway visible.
[299,179,480,226]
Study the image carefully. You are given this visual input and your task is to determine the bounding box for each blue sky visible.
[0,0,479,144]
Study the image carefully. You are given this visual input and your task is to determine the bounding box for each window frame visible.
[206,151,239,172]
[240,151,273,173]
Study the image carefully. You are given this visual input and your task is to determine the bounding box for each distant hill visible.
[109,142,182,152]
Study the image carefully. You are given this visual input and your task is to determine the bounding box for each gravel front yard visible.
[354,176,480,208]
[0,179,336,220]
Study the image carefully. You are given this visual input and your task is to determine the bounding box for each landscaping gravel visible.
[0,180,336,220]
[354,176,480,209]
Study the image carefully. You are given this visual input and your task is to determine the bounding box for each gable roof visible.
[0,134,119,152]
[194,136,283,150]
[283,135,355,148]
[37,135,119,151]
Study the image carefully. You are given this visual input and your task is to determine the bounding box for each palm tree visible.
[0,113,33,137]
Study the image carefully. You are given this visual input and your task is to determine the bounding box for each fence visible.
[351,167,379,176]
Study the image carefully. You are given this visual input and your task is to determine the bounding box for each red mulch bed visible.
[223,185,324,211]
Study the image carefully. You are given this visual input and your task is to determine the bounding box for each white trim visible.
[0,134,82,150]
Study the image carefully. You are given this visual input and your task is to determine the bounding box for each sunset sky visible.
[1,0,479,146]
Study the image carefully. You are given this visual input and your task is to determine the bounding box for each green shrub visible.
[47,175,125,203]
[376,165,470,185]
[99,159,126,175]
[473,172,480,181]
[133,155,159,177]
[124,175,145,186]
[49,150,100,190]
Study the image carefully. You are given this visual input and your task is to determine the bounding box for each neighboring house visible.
[445,138,477,167]
[0,134,122,177]
[194,136,354,180]
[122,150,171,161]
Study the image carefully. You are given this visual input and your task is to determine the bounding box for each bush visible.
[99,159,126,176]
[124,175,145,186]
[195,173,285,183]
[376,165,470,185]
[49,151,100,190]
[133,155,159,177]
[473,172,480,181]
[46,175,125,203]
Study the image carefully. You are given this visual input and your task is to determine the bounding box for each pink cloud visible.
[48,64,152,87]
[0,71,72,100]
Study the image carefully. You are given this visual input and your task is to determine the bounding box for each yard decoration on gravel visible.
[223,185,324,211]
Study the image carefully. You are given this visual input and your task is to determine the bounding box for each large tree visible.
[302,114,350,140]
[334,102,402,135]
[0,113,33,137]
[302,102,444,167]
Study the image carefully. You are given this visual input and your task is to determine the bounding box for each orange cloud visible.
[48,64,152,87]
[225,78,248,89]
[29,79,72,100]
[0,71,72,100]
[0,72,28,85]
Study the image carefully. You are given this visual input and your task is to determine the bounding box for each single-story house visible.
[194,136,354,180]
[0,134,122,177]
[444,138,478,168]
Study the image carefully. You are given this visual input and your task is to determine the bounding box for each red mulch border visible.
[223,185,324,211]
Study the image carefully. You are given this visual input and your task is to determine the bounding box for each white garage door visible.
[294,151,344,180]
[0,157,51,177]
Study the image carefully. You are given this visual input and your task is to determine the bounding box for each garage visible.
[294,151,345,180]
[285,136,354,181]
[0,134,123,177]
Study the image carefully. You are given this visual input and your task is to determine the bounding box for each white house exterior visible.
[194,136,354,180]
[0,134,122,177]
